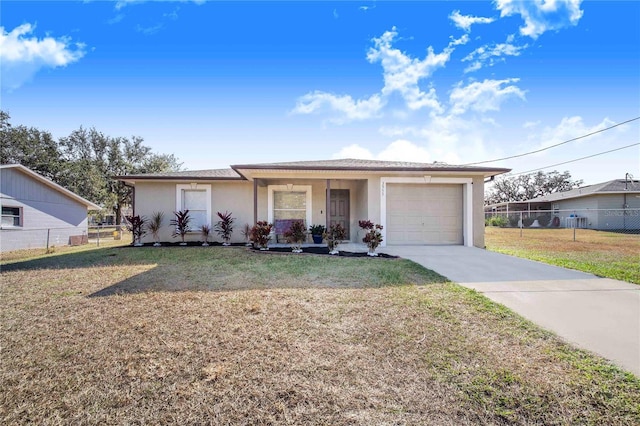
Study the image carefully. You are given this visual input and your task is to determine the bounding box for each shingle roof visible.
[231,158,510,173]
[525,179,640,202]
[116,158,511,181]
[116,168,242,180]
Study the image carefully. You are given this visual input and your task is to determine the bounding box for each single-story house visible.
[116,159,509,247]
[1,164,101,252]
[485,178,640,230]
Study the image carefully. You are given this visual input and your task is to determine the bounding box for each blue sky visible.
[1,0,639,184]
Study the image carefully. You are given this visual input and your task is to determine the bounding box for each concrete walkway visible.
[381,245,640,376]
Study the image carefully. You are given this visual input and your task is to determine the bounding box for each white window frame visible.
[176,184,211,232]
[267,185,312,227]
[1,205,23,228]
[380,176,473,247]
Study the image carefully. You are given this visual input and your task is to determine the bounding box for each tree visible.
[485,170,583,205]
[1,111,182,224]
[0,111,64,180]
[59,128,182,224]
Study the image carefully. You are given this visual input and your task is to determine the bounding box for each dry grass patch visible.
[1,246,639,425]
[485,227,640,284]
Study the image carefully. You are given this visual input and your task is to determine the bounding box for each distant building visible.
[485,178,640,230]
[1,164,100,252]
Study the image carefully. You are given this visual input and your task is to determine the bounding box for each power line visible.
[504,142,640,177]
[464,116,640,166]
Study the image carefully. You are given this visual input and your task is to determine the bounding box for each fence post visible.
[97,225,100,247]
[46,229,50,252]
[573,210,576,242]
[519,211,523,237]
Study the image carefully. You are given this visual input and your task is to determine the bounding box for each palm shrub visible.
[250,221,273,250]
[148,211,164,246]
[201,224,212,246]
[170,210,191,245]
[284,220,306,253]
[215,211,235,245]
[324,223,346,255]
[125,215,147,247]
[359,219,384,256]
[241,223,252,246]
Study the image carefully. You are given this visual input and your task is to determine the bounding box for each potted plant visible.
[148,211,164,246]
[359,219,383,257]
[250,221,273,250]
[309,224,326,244]
[241,223,252,246]
[170,210,191,245]
[200,224,212,246]
[125,214,147,247]
[324,223,346,255]
[215,211,235,246]
[284,220,307,253]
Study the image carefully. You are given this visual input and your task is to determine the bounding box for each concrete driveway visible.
[381,245,640,376]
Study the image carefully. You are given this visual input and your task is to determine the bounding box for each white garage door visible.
[387,184,463,245]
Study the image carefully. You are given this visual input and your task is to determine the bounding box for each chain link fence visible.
[485,208,640,240]
[1,225,131,253]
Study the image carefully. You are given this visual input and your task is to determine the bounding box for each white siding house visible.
[1,164,100,252]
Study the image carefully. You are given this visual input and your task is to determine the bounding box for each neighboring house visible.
[116,159,509,248]
[485,178,640,230]
[1,164,100,252]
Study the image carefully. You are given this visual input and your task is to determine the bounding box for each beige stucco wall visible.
[133,171,491,247]
[134,181,254,243]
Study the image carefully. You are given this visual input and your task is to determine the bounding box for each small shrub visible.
[241,223,252,246]
[250,221,273,250]
[324,223,347,255]
[522,216,535,227]
[508,215,520,227]
[215,211,235,245]
[359,219,384,256]
[284,220,306,253]
[486,216,508,227]
[148,212,164,246]
[201,224,212,246]
[125,214,147,246]
[537,214,551,227]
[170,210,191,245]
[309,224,326,235]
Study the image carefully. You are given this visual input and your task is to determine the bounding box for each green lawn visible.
[485,227,640,284]
[1,245,638,424]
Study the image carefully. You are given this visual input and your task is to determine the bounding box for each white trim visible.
[380,176,473,247]
[176,184,212,231]
[267,185,312,226]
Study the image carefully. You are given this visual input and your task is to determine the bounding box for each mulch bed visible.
[251,246,398,258]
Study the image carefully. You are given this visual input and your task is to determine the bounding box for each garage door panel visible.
[387,184,463,245]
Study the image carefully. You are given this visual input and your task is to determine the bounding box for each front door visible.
[329,189,350,239]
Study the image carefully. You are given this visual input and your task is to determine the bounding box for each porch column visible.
[326,179,331,230]
[253,179,258,224]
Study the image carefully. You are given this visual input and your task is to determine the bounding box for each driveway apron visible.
[381,245,640,376]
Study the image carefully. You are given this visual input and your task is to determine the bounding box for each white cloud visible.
[449,34,470,46]
[449,10,495,32]
[0,23,86,91]
[367,27,450,112]
[534,116,617,149]
[463,41,528,72]
[449,78,526,115]
[333,144,374,160]
[333,140,433,163]
[494,0,584,39]
[293,27,455,123]
[292,91,384,124]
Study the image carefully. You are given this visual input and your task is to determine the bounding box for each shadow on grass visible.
[2,245,448,297]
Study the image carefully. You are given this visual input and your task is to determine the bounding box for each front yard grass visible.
[485,227,640,284]
[1,245,639,424]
